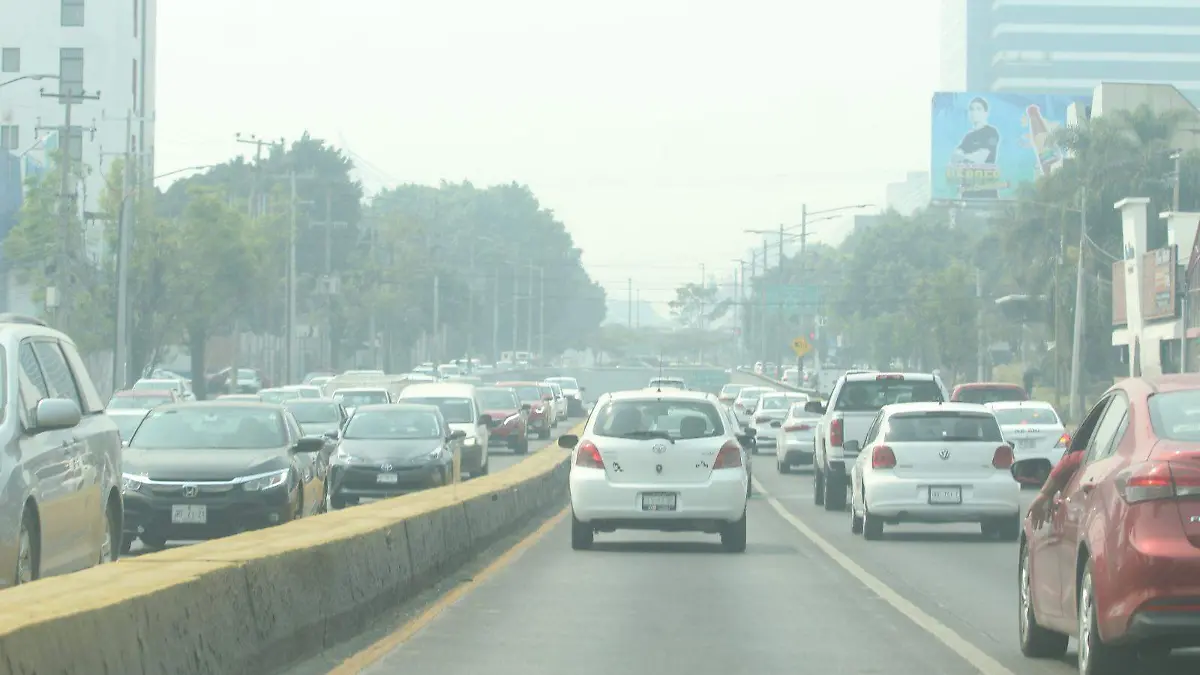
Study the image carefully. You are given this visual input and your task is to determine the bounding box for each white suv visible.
[561,389,751,552]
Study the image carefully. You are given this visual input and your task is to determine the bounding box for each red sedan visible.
[478,386,530,454]
[495,381,552,440]
[1012,374,1200,673]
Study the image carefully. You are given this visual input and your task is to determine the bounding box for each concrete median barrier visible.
[0,438,575,675]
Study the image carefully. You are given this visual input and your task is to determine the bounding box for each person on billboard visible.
[949,96,1000,199]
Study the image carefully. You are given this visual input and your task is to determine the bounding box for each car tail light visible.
[785,423,812,432]
[755,416,769,424]
[992,445,1014,469]
[1054,433,1070,449]
[871,444,896,469]
[1116,462,1200,503]
[830,417,844,447]
[575,440,604,469]
[713,440,743,469]
[876,374,903,380]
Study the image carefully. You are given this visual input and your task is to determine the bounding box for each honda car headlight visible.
[237,469,290,492]
[121,473,147,494]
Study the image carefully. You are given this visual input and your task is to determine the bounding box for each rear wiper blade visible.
[619,430,674,443]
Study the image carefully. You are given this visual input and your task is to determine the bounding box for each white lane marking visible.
[753,476,1016,675]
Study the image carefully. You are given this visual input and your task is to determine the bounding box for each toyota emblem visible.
[380,463,393,472]
[182,484,199,498]
[939,449,950,460]
[652,443,667,454]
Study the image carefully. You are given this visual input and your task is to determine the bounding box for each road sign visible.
[791,336,812,358]
[764,284,820,307]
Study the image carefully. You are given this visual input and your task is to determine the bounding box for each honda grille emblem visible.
[652,443,667,454]
[182,484,199,498]
[939,449,951,460]
[380,463,393,472]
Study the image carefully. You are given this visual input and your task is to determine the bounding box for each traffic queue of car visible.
[728,368,1200,673]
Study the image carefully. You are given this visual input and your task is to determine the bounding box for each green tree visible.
[668,283,719,329]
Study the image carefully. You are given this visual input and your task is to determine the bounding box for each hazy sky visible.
[156,0,940,308]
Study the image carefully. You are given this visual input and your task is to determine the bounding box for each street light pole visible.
[1068,186,1088,421]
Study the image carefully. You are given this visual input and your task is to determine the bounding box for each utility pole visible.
[635,290,641,328]
[233,134,281,389]
[40,85,100,325]
[432,274,441,363]
[111,113,133,393]
[311,188,347,369]
[760,240,768,360]
[492,268,500,363]
[976,268,986,381]
[511,271,520,359]
[466,238,477,363]
[525,264,535,356]
[1174,150,1190,372]
[368,220,380,369]
[1069,186,1088,421]
[538,266,545,359]
[699,263,707,364]
[288,171,300,383]
[627,278,633,327]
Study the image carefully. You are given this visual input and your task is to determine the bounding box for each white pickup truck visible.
[806,371,948,510]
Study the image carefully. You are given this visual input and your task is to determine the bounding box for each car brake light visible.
[785,424,812,432]
[1117,462,1200,503]
[713,440,743,469]
[830,417,844,447]
[876,374,903,380]
[871,444,896,469]
[1054,433,1070,449]
[992,445,1014,469]
[575,440,604,469]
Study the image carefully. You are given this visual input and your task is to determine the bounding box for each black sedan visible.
[120,401,325,551]
[326,403,463,509]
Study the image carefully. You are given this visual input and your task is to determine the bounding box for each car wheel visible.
[329,494,347,510]
[778,457,791,474]
[1018,542,1068,658]
[862,504,883,541]
[850,488,864,534]
[571,513,594,550]
[140,535,167,550]
[823,469,846,511]
[721,511,747,553]
[100,499,120,563]
[813,465,825,506]
[1078,562,1138,675]
[14,507,39,585]
[478,455,489,476]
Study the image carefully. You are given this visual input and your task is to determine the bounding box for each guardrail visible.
[0,436,576,674]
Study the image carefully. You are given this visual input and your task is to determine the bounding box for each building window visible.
[59,48,84,101]
[1,48,18,73]
[61,0,85,27]
[0,125,18,151]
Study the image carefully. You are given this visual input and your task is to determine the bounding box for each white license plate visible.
[928,487,962,505]
[171,505,207,524]
[641,493,677,511]
[377,473,399,484]
[1016,439,1039,448]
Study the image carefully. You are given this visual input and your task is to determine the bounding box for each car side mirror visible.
[842,439,861,455]
[804,401,825,414]
[449,430,467,441]
[770,421,782,428]
[521,403,532,411]
[293,437,324,454]
[558,434,578,449]
[1011,458,1053,487]
[33,398,81,431]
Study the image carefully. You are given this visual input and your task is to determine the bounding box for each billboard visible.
[1142,247,1178,321]
[931,92,1084,202]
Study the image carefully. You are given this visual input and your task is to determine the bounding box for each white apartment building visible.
[0,0,156,312]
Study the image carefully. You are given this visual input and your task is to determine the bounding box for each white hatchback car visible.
[846,402,1020,541]
[985,400,1067,464]
[750,391,810,451]
[562,389,751,552]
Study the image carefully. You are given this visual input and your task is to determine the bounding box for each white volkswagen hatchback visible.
[561,389,752,552]
[847,402,1021,541]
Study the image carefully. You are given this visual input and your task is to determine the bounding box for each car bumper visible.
[329,462,448,498]
[753,423,778,445]
[570,469,746,526]
[862,473,1020,521]
[779,437,815,464]
[123,487,295,540]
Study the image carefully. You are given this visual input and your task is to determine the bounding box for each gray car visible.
[0,314,123,588]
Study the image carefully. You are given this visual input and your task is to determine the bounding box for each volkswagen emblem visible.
[652,443,667,454]
[939,449,951,460]
[380,463,393,472]
[182,484,199,498]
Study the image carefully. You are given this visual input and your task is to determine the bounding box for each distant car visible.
[847,402,1019,541]
[282,385,324,399]
[536,383,562,429]
[950,382,1029,404]
[749,392,810,452]
[775,402,820,473]
[543,381,569,423]
[396,382,495,477]
[545,376,586,416]
[562,389,752,552]
[331,387,391,415]
[497,382,552,440]
[132,377,194,401]
[717,383,751,407]
[731,386,775,426]
[985,400,1067,465]
[259,387,304,404]
[106,388,179,410]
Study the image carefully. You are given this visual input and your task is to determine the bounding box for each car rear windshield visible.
[954,387,1027,404]
[260,389,302,403]
[479,389,519,410]
[993,407,1060,426]
[760,395,808,410]
[108,395,170,409]
[284,400,341,423]
[344,410,442,439]
[591,400,725,439]
[130,407,286,449]
[402,397,474,424]
[884,411,1004,443]
[1148,391,1200,441]
[834,379,942,412]
[507,385,542,402]
[334,390,389,406]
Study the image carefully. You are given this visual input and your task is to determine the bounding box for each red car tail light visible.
[992,445,1014,469]
[713,440,743,469]
[871,444,896,469]
[575,440,604,469]
[1118,461,1200,503]
[830,417,844,447]
[785,423,812,432]
[1054,432,1070,449]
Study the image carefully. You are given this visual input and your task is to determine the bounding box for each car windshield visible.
[1148,390,1200,441]
[260,389,302,403]
[993,407,1060,426]
[344,410,442,439]
[720,384,747,397]
[479,389,519,410]
[505,385,541,402]
[109,414,145,440]
[883,411,1004,443]
[760,395,808,411]
[284,401,341,423]
[402,397,474,424]
[107,395,170,409]
[134,380,178,391]
[955,387,1027,404]
[547,377,579,389]
[130,407,286,449]
[591,399,724,439]
[334,390,390,406]
[835,379,942,412]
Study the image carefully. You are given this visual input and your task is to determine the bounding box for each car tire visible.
[850,491,864,534]
[813,465,825,505]
[862,505,883,541]
[721,511,748,553]
[1078,562,1138,675]
[1018,542,1069,658]
[14,507,39,585]
[823,469,846,511]
[778,458,791,474]
[140,535,167,550]
[539,428,550,440]
[477,455,489,476]
[571,513,594,550]
[329,494,347,510]
[100,499,120,563]
[514,436,529,455]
